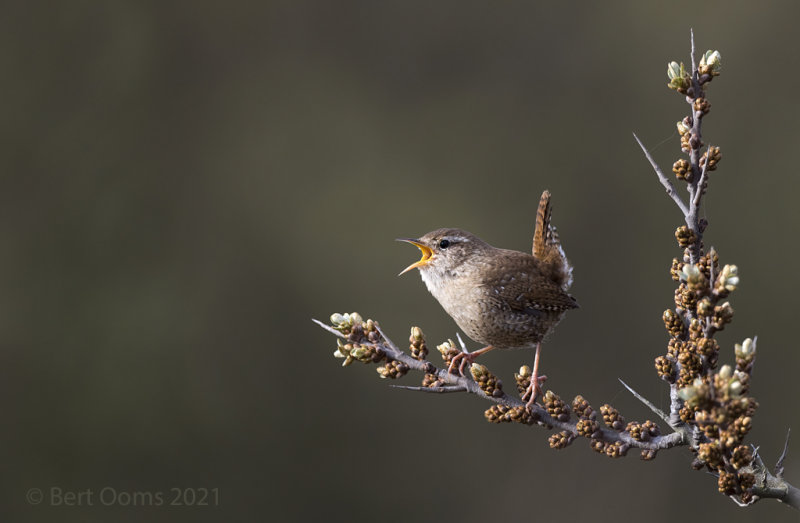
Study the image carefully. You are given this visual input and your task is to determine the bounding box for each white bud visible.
[735,337,756,358]
[667,61,682,80]
[719,364,733,380]
[679,263,704,285]
[729,380,742,396]
[719,264,739,291]
[700,50,722,72]
[678,385,697,401]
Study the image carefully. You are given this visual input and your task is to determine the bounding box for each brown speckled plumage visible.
[399,191,576,402]
[411,229,577,350]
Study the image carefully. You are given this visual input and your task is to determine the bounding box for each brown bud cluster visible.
[604,441,628,458]
[626,421,643,441]
[408,326,427,360]
[711,302,734,330]
[571,395,596,420]
[699,249,719,277]
[696,298,713,318]
[514,365,532,396]
[590,440,607,454]
[335,339,386,366]
[663,309,685,337]
[700,146,722,171]
[688,318,704,340]
[576,418,599,438]
[733,416,753,439]
[542,391,569,422]
[470,364,503,398]
[677,116,693,152]
[654,355,675,382]
[693,97,711,114]
[679,405,695,423]
[640,449,657,461]
[718,470,737,495]
[675,226,697,248]
[735,339,756,374]
[670,258,682,281]
[674,284,699,313]
[697,442,723,468]
[484,404,535,425]
[548,430,575,449]
[677,351,702,387]
[422,373,444,389]
[642,420,661,438]
[738,471,755,491]
[697,339,719,363]
[731,445,753,470]
[680,132,691,153]
[672,158,692,181]
[677,368,699,389]
[436,339,461,373]
[600,404,625,431]
[376,359,409,379]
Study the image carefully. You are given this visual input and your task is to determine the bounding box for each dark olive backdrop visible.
[2,2,799,522]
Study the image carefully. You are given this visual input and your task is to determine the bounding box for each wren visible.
[398,190,577,405]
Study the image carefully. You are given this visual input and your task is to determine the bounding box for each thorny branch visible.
[314,318,684,454]
[633,29,797,508]
[317,30,797,509]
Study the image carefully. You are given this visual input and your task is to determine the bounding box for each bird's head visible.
[397,228,488,277]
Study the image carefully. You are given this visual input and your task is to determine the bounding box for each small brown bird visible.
[398,190,577,405]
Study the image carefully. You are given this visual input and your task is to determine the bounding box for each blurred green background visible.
[2,1,799,521]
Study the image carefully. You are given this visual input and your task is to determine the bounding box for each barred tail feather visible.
[532,190,573,290]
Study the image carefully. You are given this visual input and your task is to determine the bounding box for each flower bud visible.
[667,61,682,80]
[729,380,743,396]
[718,264,739,292]
[667,61,690,91]
[470,363,489,381]
[700,50,722,74]
[735,337,755,358]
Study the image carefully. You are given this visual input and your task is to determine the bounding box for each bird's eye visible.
[438,239,450,249]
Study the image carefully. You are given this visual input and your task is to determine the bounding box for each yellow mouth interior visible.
[398,240,433,275]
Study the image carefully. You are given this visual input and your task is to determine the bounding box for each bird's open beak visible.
[397,238,433,275]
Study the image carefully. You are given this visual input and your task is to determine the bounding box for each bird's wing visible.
[481,253,578,314]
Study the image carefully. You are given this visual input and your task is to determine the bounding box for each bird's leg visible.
[524,342,547,407]
[447,345,495,376]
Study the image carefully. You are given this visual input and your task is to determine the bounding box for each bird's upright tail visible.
[533,190,573,290]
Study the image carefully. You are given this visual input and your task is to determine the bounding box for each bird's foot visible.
[447,351,474,376]
[523,374,547,408]
[447,343,495,376]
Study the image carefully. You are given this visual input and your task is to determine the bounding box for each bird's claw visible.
[522,375,547,407]
[447,351,476,376]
